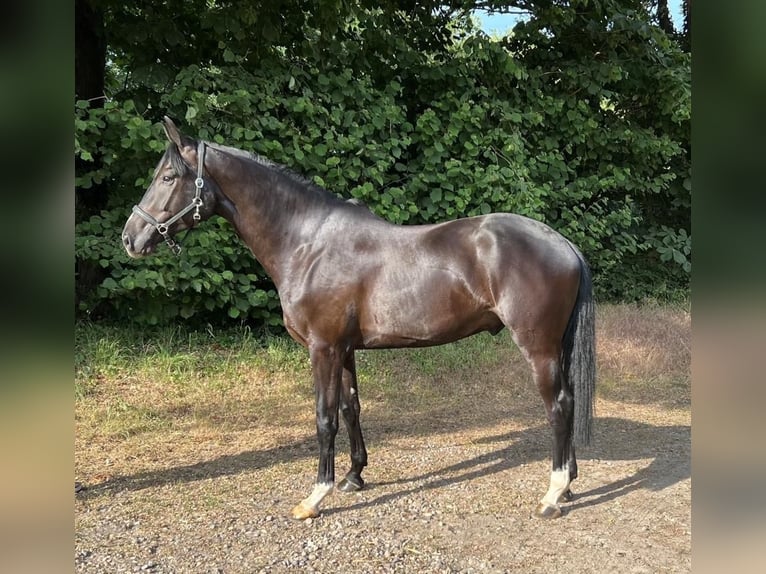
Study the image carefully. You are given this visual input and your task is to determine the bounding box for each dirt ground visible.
[76,386,690,573]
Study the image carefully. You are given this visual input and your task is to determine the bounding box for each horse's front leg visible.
[291,343,343,520]
[337,351,368,492]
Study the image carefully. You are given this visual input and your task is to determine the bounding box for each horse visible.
[122,117,596,520]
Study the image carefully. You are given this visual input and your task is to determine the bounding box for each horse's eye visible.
[162,175,174,183]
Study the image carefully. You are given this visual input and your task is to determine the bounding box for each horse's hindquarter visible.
[476,214,582,351]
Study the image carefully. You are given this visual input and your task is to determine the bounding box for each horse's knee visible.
[339,400,353,419]
[316,412,338,439]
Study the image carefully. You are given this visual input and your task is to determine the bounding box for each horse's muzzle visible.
[122,215,158,258]
[122,232,155,258]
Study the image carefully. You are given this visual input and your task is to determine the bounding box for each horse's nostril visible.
[122,233,131,248]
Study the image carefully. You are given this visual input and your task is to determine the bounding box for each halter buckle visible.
[166,236,182,255]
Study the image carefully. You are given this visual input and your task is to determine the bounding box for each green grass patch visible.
[75,323,517,400]
[354,331,519,400]
[76,303,691,443]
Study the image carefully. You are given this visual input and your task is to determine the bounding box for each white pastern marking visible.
[302,482,334,511]
[541,464,570,507]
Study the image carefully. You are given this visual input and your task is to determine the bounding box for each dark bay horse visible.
[122,117,596,520]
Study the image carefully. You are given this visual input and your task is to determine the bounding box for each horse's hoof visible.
[291,502,319,520]
[535,503,563,519]
[337,475,364,493]
[559,489,575,502]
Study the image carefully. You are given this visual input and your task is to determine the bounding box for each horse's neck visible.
[209,152,329,286]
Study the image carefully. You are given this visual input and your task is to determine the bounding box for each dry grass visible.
[596,302,691,407]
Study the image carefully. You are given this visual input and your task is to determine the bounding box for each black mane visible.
[208,142,344,207]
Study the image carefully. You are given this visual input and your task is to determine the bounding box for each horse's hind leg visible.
[529,351,575,518]
[563,445,577,501]
[337,352,368,492]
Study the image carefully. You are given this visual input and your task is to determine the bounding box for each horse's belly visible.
[357,277,500,349]
[359,320,502,349]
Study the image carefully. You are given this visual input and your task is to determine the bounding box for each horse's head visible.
[122,116,218,257]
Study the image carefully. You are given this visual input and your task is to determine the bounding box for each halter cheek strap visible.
[132,141,207,255]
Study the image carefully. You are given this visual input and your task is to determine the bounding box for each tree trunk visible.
[656,0,675,36]
[75,0,106,102]
[75,0,109,310]
[75,0,108,219]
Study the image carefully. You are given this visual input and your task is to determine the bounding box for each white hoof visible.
[290,482,333,520]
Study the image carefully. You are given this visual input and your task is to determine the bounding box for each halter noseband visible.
[132,141,207,255]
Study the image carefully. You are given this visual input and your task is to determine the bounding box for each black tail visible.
[561,245,596,447]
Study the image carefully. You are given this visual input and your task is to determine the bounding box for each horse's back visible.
[401,213,580,285]
[340,213,581,349]
[336,210,582,310]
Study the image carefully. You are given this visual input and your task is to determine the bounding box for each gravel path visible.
[76,397,690,573]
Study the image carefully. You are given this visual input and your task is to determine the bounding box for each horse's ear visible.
[162,116,187,149]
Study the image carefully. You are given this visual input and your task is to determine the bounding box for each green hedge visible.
[75,7,690,326]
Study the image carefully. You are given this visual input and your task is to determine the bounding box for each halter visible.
[132,141,207,255]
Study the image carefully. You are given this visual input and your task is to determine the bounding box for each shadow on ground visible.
[327,417,689,515]
[79,416,690,518]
